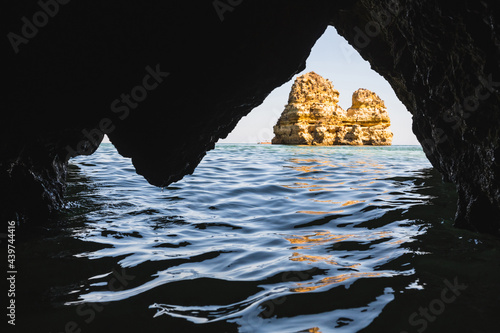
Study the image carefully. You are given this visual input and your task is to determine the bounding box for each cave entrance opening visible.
[220,26,418,146]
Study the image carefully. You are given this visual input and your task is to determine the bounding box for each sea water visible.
[16,143,500,332]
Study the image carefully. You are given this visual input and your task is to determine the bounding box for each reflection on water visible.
[296,210,346,214]
[15,144,500,333]
[289,252,340,265]
[285,231,356,248]
[284,229,396,294]
[291,272,387,293]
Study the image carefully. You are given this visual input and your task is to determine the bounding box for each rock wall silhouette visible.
[3,1,500,234]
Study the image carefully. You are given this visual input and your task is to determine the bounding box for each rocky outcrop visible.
[271,72,345,145]
[344,88,393,145]
[272,72,392,145]
[3,1,500,234]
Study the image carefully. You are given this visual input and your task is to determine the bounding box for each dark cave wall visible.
[3,1,500,233]
[3,1,334,222]
[330,0,500,233]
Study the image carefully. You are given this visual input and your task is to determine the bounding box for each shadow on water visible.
[363,168,500,333]
[14,145,500,333]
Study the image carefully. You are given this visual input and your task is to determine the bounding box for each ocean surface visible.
[16,143,500,333]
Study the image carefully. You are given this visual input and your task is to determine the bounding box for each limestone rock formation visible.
[344,88,393,145]
[271,72,345,145]
[272,73,392,145]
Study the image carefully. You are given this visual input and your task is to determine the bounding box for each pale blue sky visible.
[220,26,419,145]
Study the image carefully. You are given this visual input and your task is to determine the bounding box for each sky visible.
[219,26,419,145]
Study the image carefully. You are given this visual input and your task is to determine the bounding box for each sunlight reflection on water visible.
[17,144,500,333]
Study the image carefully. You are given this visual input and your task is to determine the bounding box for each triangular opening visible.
[220,26,418,145]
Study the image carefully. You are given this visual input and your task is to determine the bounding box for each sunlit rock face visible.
[272,73,392,145]
[345,89,390,126]
[271,72,346,145]
[344,88,393,145]
[3,1,500,234]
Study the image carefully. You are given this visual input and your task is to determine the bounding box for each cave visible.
[4,0,500,235]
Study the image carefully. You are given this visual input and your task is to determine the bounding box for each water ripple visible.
[18,143,500,332]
